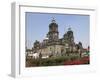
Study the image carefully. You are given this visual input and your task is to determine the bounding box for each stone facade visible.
[26,18,83,58]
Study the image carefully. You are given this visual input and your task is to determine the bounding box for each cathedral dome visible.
[49,18,58,29]
[49,18,58,33]
[67,28,73,38]
[49,23,58,28]
[63,27,74,42]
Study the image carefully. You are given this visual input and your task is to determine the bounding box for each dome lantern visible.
[51,17,56,23]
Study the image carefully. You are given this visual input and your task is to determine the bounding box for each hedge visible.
[26,54,84,67]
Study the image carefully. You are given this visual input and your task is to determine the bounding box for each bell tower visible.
[47,18,59,41]
[63,27,74,43]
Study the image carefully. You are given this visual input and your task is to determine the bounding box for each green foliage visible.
[26,54,82,67]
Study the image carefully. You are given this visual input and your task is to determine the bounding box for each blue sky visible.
[25,12,90,49]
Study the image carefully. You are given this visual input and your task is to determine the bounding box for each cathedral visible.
[26,18,83,58]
